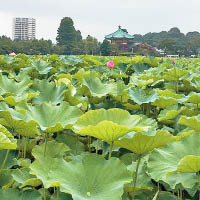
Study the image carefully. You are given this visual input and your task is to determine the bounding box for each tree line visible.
[0,17,200,56]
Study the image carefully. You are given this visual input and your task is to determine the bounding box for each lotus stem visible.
[23,137,27,159]
[0,150,10,174]
[96,139,99,154]
[88,136,91,152]
[132,156,141,200]
[108,141,114,160]
[197,172,200,200]
[76,135,78,155]
[56,187,60,200]
[43,187,47,200]
[44,133,48,157]
[180,190,182,199]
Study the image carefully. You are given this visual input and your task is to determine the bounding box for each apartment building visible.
[13,18,36,40]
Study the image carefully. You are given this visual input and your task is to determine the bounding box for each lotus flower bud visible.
[172,59,176,65]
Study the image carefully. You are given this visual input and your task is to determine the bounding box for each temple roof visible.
[105,26,134,39]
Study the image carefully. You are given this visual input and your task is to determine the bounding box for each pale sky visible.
[0,0,200,43]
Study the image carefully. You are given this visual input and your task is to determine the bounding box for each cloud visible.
[1,0,200,43]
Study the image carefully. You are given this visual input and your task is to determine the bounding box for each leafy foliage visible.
[0,54,200,200]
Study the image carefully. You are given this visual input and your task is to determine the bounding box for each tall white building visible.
[13,18,36,40]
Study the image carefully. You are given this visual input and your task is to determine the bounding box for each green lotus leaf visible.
[176,128,195,141]
[157,192,177,200]
[0,121,16,150]
[16,158,31,168]
[158,105,180,124]
[31,79,67,105]
[32,141,70,159]
[11,168,41,188]
[190,79,200,90]
[30,153,132,200]
[74,109,157,142]
[156,89,183,99]
[56,134,85,155]
[128,87,160,105]
[110,80,127,97]
[0,132,17,150]
[148,133,200,189]
[0,102,38,137]
[180,92,200,105]
[0,169,13,187]
[164,67,188,81]
[82,72,115,97]
[176,155,200,173]
[60,55,83,66]
[31,60,52,74]
[50,193,73,200]
[0,189,42,200]
[0,124,13,137]
[130,76,154,89]
[0,74,30,96]
[178,115,200,131]
[64,84,88,111]
[3,91,39,106]
[152,96,178,109]
[0,150,17,170]
[180,106,200,117]
[114,130,174,155]
[17,102,82,133]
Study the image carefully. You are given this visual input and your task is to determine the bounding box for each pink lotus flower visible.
[9,52,16,56]
[172,59,176,65]
[106,60,115,68]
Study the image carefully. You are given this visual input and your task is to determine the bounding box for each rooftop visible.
[105,26,134,39]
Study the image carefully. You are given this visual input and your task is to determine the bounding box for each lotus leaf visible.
[31,60,52,74]
[180,92,200,105]
[0,150,17,169]
[74,108,157,142]
[148,133,200,189]
[50,193,73,200]
[56,134,85,155]
[158,105,180,124]
[0,102,38,137]
[11,168,41,188]
[0,74,30,96]
[31,79,67,105]
[114,130,174,155]
[82,72,115,97]
[178,115,200,131]
[128,87,160,105]
[152,96,178,109]
[0,189,42,200]
[164,67,188,81]
[32,141,70,159]
[176,155,200,173]
[0,132,16,150]
[30,153,132,200]
[17,102,82,133]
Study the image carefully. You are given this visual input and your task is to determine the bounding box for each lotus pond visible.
[1,54,200,200]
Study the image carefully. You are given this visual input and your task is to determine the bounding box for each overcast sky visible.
[0,0,200,43]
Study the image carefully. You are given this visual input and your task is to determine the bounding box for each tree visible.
[158,38,177,54]
[100,39,112,56]
[82,35,100,55]
[56,17,80,54]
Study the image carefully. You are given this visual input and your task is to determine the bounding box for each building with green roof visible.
[105,26,134,46]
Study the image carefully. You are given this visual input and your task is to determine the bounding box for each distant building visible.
[105,26,134,47]
[13,18,36,40]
